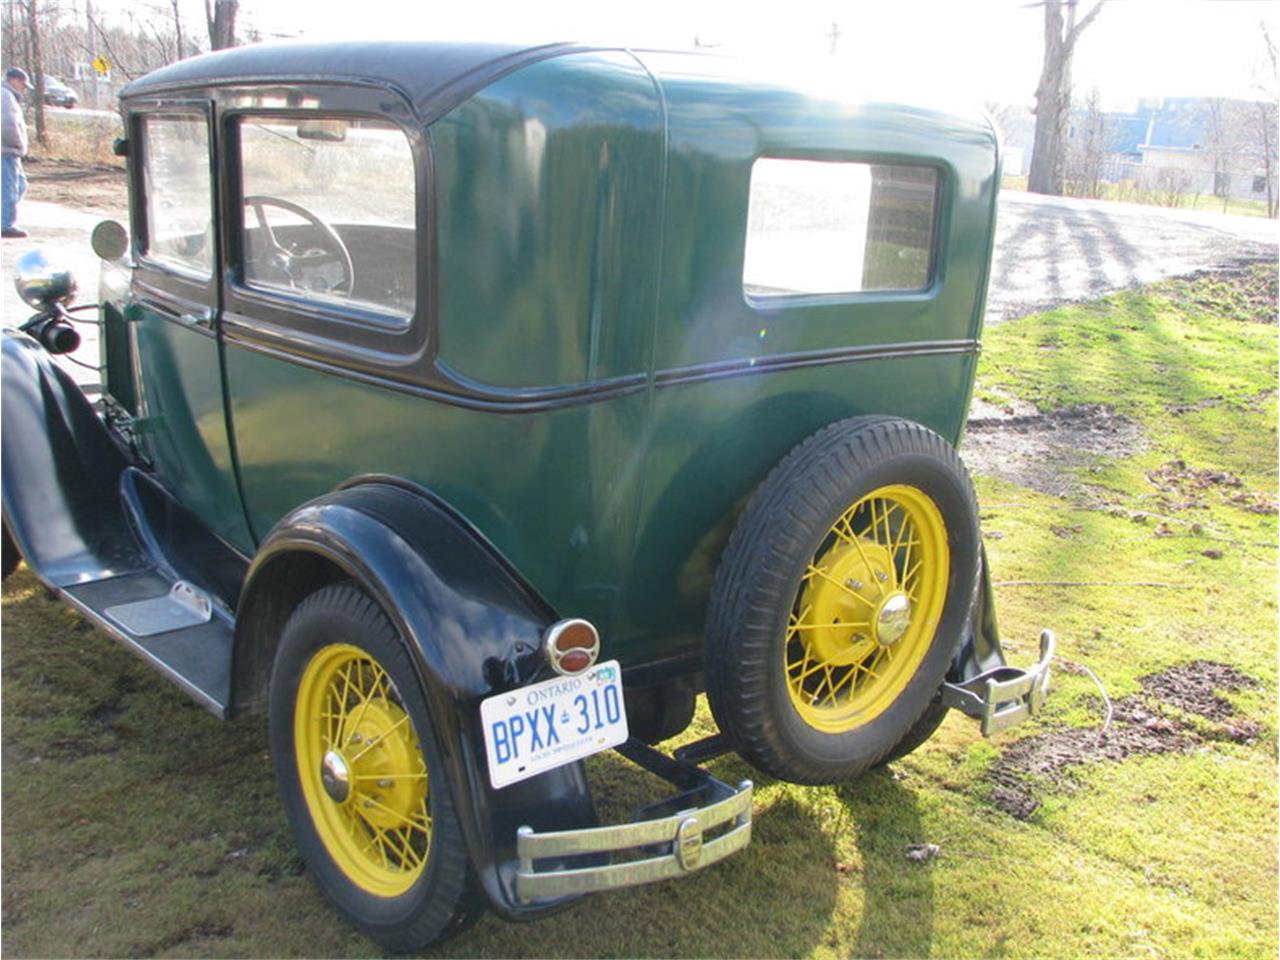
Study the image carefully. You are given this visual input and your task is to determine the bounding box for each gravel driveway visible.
[987,191,1278,324]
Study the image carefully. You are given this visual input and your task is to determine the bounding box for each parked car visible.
[40,74,78,108]
[2,40,1054,950]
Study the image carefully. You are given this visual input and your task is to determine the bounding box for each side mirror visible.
[91,219,130,261]
[13,248,77,309]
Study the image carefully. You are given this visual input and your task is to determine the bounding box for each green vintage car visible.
[2,40,1053,948]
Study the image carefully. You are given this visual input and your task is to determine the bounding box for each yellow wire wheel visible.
[705,416,980,784]
[293,643,431,897]
[784,484,949,733]
[270,582,479,950]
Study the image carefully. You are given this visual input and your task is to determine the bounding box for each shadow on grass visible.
[2,570,841,958]
[838,770,935,959]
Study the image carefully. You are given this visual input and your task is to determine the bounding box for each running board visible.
[61,571,234,717]
[3,332,247,717]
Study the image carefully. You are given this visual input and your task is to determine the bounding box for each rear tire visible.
[705,416,979,784]
[269,582,483,949]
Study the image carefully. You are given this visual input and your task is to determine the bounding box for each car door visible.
[128,102,253,553]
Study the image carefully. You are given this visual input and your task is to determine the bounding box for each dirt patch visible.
[962,403,1146,498]
[1154,261,1278,325]
[25,158,128,220]
[987,660,1261,819]
[1138,660,1262,722]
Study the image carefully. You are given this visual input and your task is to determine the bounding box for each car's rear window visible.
[141,114,214,279]
[237,116,416,321]
[743,158,939,299]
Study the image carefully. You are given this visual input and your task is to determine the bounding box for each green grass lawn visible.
[2,268,1276,958]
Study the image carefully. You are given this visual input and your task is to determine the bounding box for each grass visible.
[26,110,124,170]
[3,268,1277,957]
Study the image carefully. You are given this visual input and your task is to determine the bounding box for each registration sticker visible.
[480,661,628,789]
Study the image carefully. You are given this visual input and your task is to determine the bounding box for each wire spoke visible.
[348,714,409,763]
[828,664,858,700]
[343,670,381,749]
[350,807,391,869]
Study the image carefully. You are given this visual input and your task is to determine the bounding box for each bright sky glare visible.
[96,0,1280,110]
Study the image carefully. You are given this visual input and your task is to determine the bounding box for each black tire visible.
[2,520,20,580]
[875,701,949,767]
[705,416,980,784]
[269,582,483,950]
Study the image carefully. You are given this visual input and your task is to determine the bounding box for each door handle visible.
[178,307,216,328]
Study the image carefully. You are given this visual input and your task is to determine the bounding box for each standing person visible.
[2,66,30,239]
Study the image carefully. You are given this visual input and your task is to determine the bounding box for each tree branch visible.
[1067,0,1104,47]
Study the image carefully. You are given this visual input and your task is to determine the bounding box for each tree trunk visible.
[24,0,46,148]
[206,0,238,51]
[172,0,185,59]
[1028,1,1103,196]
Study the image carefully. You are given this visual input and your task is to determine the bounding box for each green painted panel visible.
[224,343,648,644]
[132,308,253,552]
[431,51,663,389]
[636,51,999,374]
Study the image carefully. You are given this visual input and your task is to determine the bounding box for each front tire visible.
[705,416,979,784]
[269,582,481,949]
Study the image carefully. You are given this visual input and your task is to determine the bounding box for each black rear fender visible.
[235,480,597,919]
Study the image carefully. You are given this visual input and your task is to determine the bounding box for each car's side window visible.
[141,114,214,279]
[743,158,939,299]
[236,115,416,322]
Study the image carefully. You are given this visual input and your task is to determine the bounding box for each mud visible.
[962,403,1146,499]
[987,660,1261,820]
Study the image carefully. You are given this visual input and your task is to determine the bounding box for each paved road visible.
[2,190,1277,388]
[988,191,1278,323]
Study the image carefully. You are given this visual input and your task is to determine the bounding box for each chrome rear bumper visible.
[514,741,753,902]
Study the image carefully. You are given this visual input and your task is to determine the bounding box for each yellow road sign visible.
[91,56,110,76]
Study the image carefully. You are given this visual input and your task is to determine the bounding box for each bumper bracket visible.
[941,629,1056,735]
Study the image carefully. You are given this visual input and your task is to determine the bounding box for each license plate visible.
[480,661,628,789]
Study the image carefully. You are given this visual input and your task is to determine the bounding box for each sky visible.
[87,0,1280,110]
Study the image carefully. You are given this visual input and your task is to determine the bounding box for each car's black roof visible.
[121,40,587,122]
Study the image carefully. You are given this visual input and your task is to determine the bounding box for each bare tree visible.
[23,0,46,146]
[205,0,236,50]
[1252,22,1279,218]
[1064,87,1110,198]
[170,0,185,60]
[1028,0,1104,195]
[1204,98,1252,213]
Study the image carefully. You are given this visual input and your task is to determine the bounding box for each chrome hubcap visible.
[321,749,352,804]
[875,592,912,646]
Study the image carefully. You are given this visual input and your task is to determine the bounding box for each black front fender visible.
[235,480,597,919]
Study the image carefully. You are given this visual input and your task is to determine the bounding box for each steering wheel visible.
[243,195,355,297]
